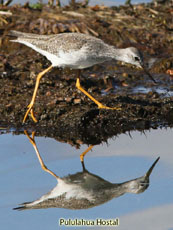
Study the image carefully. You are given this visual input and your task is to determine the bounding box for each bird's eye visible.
[134,56,140,61]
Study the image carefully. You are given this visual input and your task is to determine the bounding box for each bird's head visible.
[122,47,156,83]
[122,47,143,68]
[124,157,160,194]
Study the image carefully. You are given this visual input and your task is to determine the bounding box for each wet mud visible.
[0,1,173,145]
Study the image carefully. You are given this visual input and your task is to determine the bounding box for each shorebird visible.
[13,131,159,210]
[9,31,156,123]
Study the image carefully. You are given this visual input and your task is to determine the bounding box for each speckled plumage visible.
[9,31,155,123]
[14,157,159,210]
[10,31,111,54]
[9,31,143,69]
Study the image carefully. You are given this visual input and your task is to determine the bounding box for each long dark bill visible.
[142,65,157,83]
[145,157,160,178]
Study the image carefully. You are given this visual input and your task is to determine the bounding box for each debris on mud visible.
[0,1,173,145]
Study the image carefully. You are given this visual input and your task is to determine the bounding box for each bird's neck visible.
[103,182,130,199]
[110,180,139,196]
[119,181,136,193]
[104,45,126,62]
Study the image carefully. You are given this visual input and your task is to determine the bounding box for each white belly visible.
[16,41,104,69]
[56,49,100,69]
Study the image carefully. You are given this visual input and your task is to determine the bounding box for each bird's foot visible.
[23,103,38,123]
[80,154,84,162]
[97,103,121,110]
[24,130,36,145]
[30,108,38,123]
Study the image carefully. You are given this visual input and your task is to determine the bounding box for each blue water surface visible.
[0,128,173,230]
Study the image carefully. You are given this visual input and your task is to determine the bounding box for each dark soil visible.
[0,1,173,146]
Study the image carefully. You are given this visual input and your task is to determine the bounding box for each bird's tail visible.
[7,30,28,42]
[8,30,53,43]
[13,202,32,211]
[8,30,43,42]
[8,30,26,38]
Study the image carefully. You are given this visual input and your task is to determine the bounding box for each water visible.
[11,0,152,6]
[1,1,172,228]
[0,128,173,230]
[101,84,173,97]
[132,86,173,97]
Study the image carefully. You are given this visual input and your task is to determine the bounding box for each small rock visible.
[46,91,51,96]
[65,97,72,103]
[73,98,81,104]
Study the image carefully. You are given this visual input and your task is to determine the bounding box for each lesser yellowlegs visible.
[9,31,156,123]
[13,131,159,210]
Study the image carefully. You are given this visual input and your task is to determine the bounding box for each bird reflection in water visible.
[14,131,160,210]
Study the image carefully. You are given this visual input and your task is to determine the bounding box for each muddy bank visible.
[0,2,173,145]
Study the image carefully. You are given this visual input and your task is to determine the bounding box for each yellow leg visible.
[23,65,53,123]
[80,145,94,162]
[76,78,121,110]
[24,130,59,179]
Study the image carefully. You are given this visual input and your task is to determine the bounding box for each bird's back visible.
[9,31,112,68]
[9,31,108,56]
